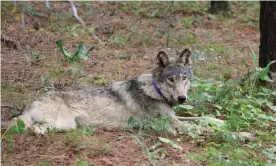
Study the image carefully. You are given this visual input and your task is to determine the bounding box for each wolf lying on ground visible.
[16,48,254,140]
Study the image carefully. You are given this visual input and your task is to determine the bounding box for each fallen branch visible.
[29,154,69,158]
[176,116,224,126]
[176,116,255,141]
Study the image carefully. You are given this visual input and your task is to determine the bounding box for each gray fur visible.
[16,48,193,134]
[15,48,255,141]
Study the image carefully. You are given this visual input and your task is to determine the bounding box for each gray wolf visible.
[15,48,254,140]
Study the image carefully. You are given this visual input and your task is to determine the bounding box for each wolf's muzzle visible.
[178,96,186,103]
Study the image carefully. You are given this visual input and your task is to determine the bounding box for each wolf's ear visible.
[178,49,192,67]
[156,51,169,68]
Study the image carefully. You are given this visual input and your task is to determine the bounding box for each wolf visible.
[15,48,254,140]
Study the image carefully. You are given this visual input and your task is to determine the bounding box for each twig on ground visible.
[29,154,69,158]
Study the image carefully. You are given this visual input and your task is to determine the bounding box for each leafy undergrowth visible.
[184,78,275,165]
[174,57,276,165]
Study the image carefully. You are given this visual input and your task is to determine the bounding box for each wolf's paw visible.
[173,122,190,135]
[32,124,48,136]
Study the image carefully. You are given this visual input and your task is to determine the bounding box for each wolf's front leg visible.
[169,116,191,134]
[154,104,192,134]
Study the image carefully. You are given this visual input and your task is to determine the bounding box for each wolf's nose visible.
[178,96,186,103]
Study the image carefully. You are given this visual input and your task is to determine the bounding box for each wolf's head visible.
[153,48,193,104]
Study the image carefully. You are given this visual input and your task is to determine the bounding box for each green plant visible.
[3,119,25,136]
[243,46,276,85]
[109,34,127,47]
[145,117,175,135]
[68,125,96,139]
[23,2,43,17]
[68,62,85,77]
[33,160,51,166]
[174,104,194,110]
[31,51,40,61]
[63,24,80,37]
[64,125,100,155]
[182,18,192,29]
[129,115,185,165]
[128,115,176,136]
[48,63,64,81]
[75,160,91,166]
[79,74,108,87]
[122,1,142,14]
[56,39,94,62]
[176,29,197,45]
[131,133,169,165]
[142,33,152,46]
[40,74,48,87]
[208,43,226,55]
[1,119,25,152]
[183,67,276,164]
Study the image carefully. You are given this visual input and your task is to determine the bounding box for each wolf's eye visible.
[168,77,174,83]
[182,76,187,80]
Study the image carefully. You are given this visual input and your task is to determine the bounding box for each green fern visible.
[56,39,94,62]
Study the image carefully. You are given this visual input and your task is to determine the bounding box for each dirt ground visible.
[1,1,260,165]
[2,127,199,166]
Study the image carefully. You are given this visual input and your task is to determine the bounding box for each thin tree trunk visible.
[259,2,276,78]
[209,1,231,14]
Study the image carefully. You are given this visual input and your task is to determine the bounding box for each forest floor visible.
[2,2,275,166]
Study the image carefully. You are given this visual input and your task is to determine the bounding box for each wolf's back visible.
[17,88,132,134]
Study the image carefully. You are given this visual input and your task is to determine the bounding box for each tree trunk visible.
[259,2,276,79]
[209,1,231,14]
